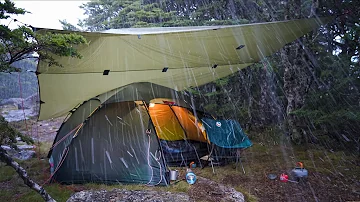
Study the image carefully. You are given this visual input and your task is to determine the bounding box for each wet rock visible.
[1,145,11,151]
[1,144,36,160]
[67,189,190,202]
[13,150,36,160]
[17,145,35,150]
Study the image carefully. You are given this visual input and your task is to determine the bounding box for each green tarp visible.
[36,17,331,120]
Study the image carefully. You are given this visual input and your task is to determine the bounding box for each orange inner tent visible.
[149,104,207,142]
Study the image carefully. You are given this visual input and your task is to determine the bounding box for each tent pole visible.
[169,105,204,168]
[141,101,169,185]
[168,105,189,167]
[168,105,188,139]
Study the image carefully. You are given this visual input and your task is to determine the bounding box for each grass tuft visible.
[0,163,16,182]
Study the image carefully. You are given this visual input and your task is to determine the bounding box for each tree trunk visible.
[282,43,308,143]
[258,61,284,126]
[0,147,56,202]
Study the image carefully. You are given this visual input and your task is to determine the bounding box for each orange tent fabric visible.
[149,104,185,141]
[171,106,207,142]
[149,104,207,142]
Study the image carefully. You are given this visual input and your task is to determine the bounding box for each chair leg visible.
[236,149,245,174]
[210,158,215,174]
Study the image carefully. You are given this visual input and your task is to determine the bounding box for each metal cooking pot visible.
[170,170,179,181]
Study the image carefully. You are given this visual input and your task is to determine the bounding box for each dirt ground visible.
[185,143,360,202]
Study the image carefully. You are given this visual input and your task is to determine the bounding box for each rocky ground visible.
[67,189,191,202]
[66,177,245,202]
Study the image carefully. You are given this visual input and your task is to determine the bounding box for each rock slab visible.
[67,189,190,202]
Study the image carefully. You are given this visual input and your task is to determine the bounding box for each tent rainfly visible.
[36,17,331,120]
[48,82,251,184]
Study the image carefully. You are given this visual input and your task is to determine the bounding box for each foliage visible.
[59,20,81,31]
[282,0,360,147]
[291,53,360,149]
[0,115,33,148]
[77,0,261,31]
[0,0,87,72]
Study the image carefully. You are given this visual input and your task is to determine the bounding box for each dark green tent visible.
[49,100,169,185]
[48,83,252,185]
[48,83,187,185]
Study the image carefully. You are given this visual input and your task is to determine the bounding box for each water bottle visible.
[186,168,197,185]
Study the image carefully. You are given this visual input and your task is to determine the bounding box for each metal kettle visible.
[291,162,308,181]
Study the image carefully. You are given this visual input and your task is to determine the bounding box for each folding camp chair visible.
[200,144,245,174]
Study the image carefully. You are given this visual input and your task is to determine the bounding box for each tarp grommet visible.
[103,70,110,75]
[236,45,245,50]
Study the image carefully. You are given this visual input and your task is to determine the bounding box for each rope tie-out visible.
[42,147,69,186]
[50,123,83,150]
